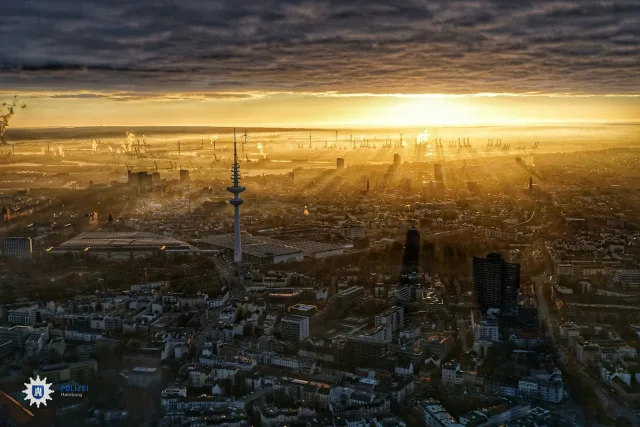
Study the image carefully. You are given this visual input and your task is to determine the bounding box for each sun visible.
[376,96,478,127]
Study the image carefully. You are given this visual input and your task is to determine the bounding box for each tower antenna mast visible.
[227,128,246,263]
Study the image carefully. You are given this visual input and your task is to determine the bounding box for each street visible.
[533,274,640,425]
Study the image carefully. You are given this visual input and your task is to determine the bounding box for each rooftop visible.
[289,303,317,312]
[281,315,309,323]
[54,231,193,251]
[132,367,159,375]
[337,286,364,297]
[197,233,344,258]
[376,306,403,317]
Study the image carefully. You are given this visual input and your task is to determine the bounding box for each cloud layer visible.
[0,0,638,96]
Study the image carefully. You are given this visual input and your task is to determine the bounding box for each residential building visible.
[280,315,310,342]
[336,286,365,309]
[601,364,632,387]
[375,306,404,333]
[471,311,500,343]
[423,399,463,427]
[35,359,98,383]
[345,337,389,369]
[441,362,460,386]
[288,304,317,318]
[7,307,38,326]
[576,342,602,366]
[126,367,162,388]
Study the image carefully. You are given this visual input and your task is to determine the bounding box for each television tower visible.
[227,129,245,263]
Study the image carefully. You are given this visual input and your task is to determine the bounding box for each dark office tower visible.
[394,154,401,167]
[473,253,520,317]
[402,226,421,275]
[502,261,520,317]
[337,158,345,170]
[434,163,443,182]
[180,169,190,182]
[529,176,533,192]
[400,178,412,192]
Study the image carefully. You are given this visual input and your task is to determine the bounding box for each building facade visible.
[280,315,310,342]
[1,237,32,259]
[473,253,520,317]
[375,306,404,333]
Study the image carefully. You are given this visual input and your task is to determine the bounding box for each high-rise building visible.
[375,306,404,333]
[402,226,420,276]
[434,163,443,182]
[280,315,309,341]
[179,169,190,182]
[1,237,32,259]
[473,253,520,317]
[336,286,365,309]
[391,285,412,302]
[336,158,345,170]
[394,153,401,166]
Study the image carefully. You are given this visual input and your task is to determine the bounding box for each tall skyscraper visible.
[402,226,421,275]
[227,129,245,263]
[393,153,401,166]
[337,158,345,170]
[434,163,443,182]
[473,253,520,317]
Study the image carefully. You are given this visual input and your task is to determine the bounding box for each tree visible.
[1,96,26,145]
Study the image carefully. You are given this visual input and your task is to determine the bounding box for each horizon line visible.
[10,119,640,131]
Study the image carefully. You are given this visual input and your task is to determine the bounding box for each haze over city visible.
[0,1,639,427]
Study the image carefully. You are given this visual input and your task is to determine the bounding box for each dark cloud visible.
[26,91,263,101]
[0,0,638,96]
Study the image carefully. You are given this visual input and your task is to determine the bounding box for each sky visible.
[1,0,639,127]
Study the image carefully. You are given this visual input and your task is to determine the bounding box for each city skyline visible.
[1,2,640,425]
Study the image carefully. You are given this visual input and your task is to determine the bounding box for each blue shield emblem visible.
[32,385,44,400]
